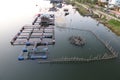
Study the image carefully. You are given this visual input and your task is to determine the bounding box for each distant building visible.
[108,0,120,11]
[108,0,120,7]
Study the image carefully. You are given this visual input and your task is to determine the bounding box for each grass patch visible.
[108,19,120,27]
[66,1,90,16]
[76,5,90,16]
[107,19,120,35]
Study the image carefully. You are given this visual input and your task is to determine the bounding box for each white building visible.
[108,0,120,7]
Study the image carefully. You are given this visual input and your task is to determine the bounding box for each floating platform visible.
[17,40,50,60]
[18,47,48,60]
[32,13,55,25]
[11,12,56,61]
[11,25,55,45]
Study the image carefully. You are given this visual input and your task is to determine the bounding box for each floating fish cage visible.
[11,13,55,61]
[11,25,55,45]
[18,45,49,60]
[11,25,55,61]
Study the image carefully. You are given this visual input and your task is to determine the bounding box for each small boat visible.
[65,12,69,16]
[64,8,69,12]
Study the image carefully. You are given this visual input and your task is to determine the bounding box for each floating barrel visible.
[26,41,31,46]
[18,56,24,60]
[44,35,52,38]
[22,47,27,52]
[30,56,36,60]
[45,42,48,45]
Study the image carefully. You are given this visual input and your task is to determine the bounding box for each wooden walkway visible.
[38,54,117,64]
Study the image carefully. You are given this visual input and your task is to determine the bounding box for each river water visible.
[0,0,120,80]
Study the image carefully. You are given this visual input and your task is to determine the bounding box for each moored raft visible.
[11,25,55,45]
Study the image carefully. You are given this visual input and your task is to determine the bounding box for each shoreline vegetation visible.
[107,19,120,35]
[95,17,120,35]
[60,0,119,62]
[74,2,90,16]
[65,0,120,36]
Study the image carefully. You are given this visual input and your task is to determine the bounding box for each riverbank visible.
[67,0,120,36]
[107,19,120,35]
[93,12,120,36]
[96,18,120,36]
[75,3,90,16]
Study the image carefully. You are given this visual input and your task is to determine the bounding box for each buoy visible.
[22,47,27,52]
[18,56,24,60]
[26,41,31,46]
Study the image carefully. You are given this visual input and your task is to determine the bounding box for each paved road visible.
[75,2,120,22]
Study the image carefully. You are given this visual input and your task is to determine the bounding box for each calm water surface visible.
[0,0,120,80]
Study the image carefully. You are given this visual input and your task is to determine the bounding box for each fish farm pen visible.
[37,27,119,64]
[10,5,119,63]
[11,13,55,60]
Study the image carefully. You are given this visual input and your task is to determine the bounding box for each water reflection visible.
[50,27,111,58]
